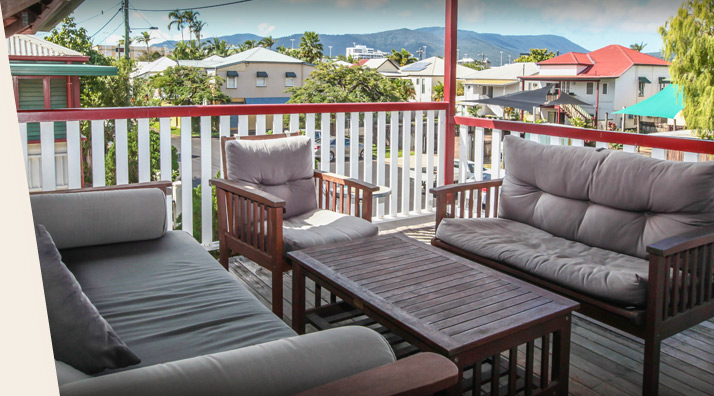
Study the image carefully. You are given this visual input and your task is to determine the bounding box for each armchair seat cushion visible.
[436,217,649,308]
[283,209,379,253]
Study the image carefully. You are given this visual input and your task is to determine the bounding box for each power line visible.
[133,0,253,12]
[90,8,122,39]
[76,1,122,24]
[96,20,125,45]
[130,6,177,48]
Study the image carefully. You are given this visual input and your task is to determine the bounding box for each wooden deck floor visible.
[228,224,714,396]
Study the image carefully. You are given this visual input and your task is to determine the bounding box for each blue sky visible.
[64,0,683,52]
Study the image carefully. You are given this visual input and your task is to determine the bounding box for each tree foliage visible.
[513,48,556,63]
[149,66,230,106]
[660,0,714,139]
[287,63,411,103]
[298,31,323,64]
[105,129,179,185]
[389,48,418,66]
[629,42,647,52]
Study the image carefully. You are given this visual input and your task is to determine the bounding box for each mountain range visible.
[156,27,588,64]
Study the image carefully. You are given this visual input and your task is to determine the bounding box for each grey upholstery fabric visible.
[59,326,395,396]
[35,225,140,374]
[436,218,650,307]
[60,231,296,374]
[225,136,318,219]
[500,136,714,259]
[55,361,91,386]
[283,209,379,252]
[31,189,167,249]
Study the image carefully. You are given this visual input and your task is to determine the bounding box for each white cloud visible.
[258,22,276,35]
[336,0,388,9]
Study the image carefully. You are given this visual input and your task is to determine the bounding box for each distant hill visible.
[156,27,588,64]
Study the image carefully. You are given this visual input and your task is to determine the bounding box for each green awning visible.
[638,76,651,84]
[285,71,297,77]
[257,71,268,77]
[613,84,684,119]
[10,63,118,76]
[226,71,239,77]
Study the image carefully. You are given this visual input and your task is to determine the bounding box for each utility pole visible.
[123,0,130,60]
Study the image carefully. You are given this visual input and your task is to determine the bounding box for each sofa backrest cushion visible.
[31,188,167,250]
[36,225,141,374]
[500,135,714,258]
[225,136,317,219]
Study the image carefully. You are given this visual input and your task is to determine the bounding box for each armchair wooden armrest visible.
[430,179,504,229]
[313,170,379,222]
[210,179,286,208]
[646,226,714,257]
[30,180,173,196]
[295,353,459,396]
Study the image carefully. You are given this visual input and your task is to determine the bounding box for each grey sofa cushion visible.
[283,209,379,253]
[60,230,296,374]
[35,225,140,374]
[225,136,318,219]
[31,189,167,249]
[500,136,714,259]
[59,326,395,396]
[436,218,650,307]
[56,361,91,386]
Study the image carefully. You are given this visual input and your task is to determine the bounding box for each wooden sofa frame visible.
[431,179,714,396]
[211,134,379,318]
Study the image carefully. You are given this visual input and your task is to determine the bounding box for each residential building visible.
[94,44,172,60]
[354,58,401,77]
[398,56,480,102]
[346,44,387,60]
[461,62,539,117]
[8,34,117,191]
[520,44,671,129]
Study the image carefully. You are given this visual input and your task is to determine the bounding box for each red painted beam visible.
[17,102,449,123]
[455,116,714,155]
[443,0,458,185]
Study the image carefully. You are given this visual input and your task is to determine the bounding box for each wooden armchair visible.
[211,134,379,318]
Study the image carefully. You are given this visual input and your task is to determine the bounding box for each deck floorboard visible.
[227,223,714,396]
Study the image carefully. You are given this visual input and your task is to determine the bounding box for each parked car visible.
[314,138,365,162]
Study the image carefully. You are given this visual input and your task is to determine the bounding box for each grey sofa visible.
[31,183,456,396]
[431,135,714,396]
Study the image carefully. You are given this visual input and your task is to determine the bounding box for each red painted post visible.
[443,0,458,185]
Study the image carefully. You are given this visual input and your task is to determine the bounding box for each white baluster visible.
[239,115,249,136]
[305,113,315,168]
[91,120,105,187]
[363,112,373,184]
[115,119,129,185]
[336,113,346,176]
[40,122,56,191]
[623,145,636,153]
[321,113,330,172]
[159,117,173,230]
[272,114,283,134]
[200,116,212,245]
[425,111,435,211]
[595,141,608,149]
[459,125,468,183]
[437,110,446,187]
[401,111,411,216]
[474,127,484,181]
[138,118,150,183]
[256,115,266,135]
[491,129,503,179]
[376,112,386,218]
[19,123,28,174]
[180,116,192,235]
[413,110,423,214]
[389,111,399,217]
[572,139,585,147]
[683,152,699,162]
[350,112,359,179]
[290,113,299,134]
[651,148,666,160]
[66,121,81,189]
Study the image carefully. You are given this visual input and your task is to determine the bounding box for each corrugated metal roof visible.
[7,35,82,57]
[10,63,118,76]
[214,47,307,68]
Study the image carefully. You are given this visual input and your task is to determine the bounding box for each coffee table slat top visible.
[289,233,579,356]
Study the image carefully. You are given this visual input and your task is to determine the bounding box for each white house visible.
[461,62,539,117]
[354,58,401,77]
[520,45,671,129]
[346,44,387,60]
[398,56,480,102]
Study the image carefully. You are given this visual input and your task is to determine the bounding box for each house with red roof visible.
[520,44,671,130]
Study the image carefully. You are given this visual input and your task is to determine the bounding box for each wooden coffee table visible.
[289,233,579,396]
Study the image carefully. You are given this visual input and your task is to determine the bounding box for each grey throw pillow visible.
[35,224,140,374]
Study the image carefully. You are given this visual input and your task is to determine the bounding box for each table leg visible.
[551,315,572,396]
[292,264,306,334]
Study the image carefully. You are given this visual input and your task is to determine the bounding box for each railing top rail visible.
[17,102,449,123]
[456,116,714,155]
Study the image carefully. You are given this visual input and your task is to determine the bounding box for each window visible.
[586,82,594,95]
[226,71,238,88]
[638,81,645,97]
[481,86,493,98]
[257,77,267,87]
[422,79,426,94]
[602,83,608,95]
[562,81,571,93]
[285,78,295,87]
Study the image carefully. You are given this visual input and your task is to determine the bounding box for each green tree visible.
[105,129,179,185]
[150,65,230,106]
[629,42,648,52]
[298,31,323,64]
[660,0,714,139]
[432,81,444,101]
[205,38,233,57]
[259,36,277,49]
[182,10,200,41]
[277,45,300,58]
[241,39,258,51]
[514,48,556,63]
[170,40,205,60]
[136,31,153,59]
[287,63,406,103]
[191,20,207,46]
[389,48,417,66]
[391,78,416,101]
[168,9,187,41]
[462,62,485,71]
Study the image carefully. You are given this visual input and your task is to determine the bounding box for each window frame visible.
[256,77,267,87]
[226,76,238,89]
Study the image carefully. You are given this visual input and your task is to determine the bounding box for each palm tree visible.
[182,10,200,41]
[630,42,647,52]
[242,40,257,50]
[389,48,417,67]
[206,38,231,57]
[191,20,206,46]
[167,9,186,41]
[259,36,277,49]
[136,31,153,60]
[298,31,323,64]
[432,81,444,101]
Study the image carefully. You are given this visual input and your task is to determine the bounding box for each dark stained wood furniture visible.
[210,134,378,318]
[431,179,714,396]
[290,233,579,395]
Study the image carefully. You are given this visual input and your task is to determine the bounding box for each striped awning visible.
[10,63,118,76]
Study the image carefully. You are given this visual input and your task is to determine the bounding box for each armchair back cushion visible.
[31,189,167,250]
[224,136,317,219]
[499,136,714,259]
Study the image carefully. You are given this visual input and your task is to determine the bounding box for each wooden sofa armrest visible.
[646,226,714,257]
[210,179,286,208]
[295,353,459,396]
[313,170,378,222]
[430,179,504,229]
[30,180,173,196]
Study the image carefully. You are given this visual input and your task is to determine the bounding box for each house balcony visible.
[18,103,714,396]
